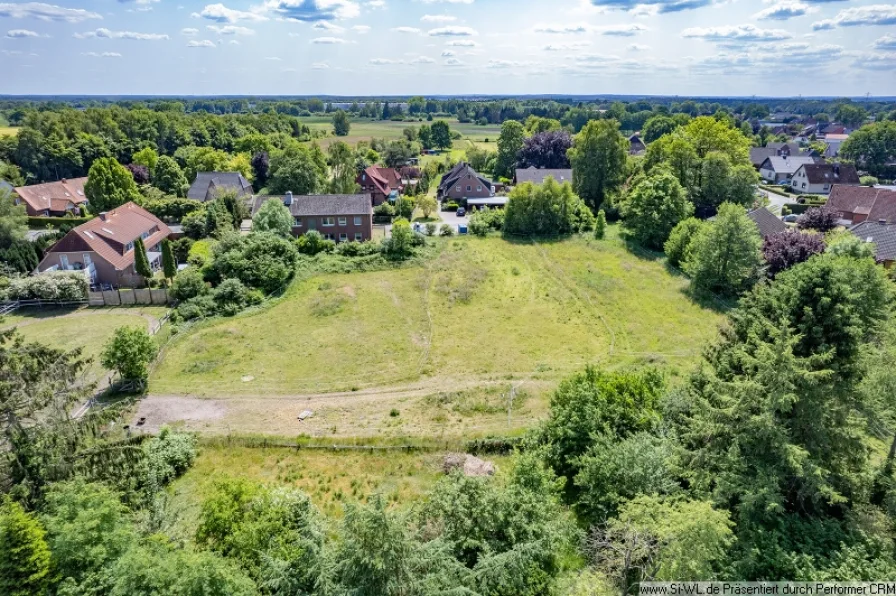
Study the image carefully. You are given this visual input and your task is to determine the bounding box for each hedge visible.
[28,216,93,229]
[783,202,810,215]
[5,271,89,301]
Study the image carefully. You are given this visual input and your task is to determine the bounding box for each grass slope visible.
[152,230,721,397]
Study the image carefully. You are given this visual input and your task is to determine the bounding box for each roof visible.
[750,143,806,167]
[759,155,819,175]
[827,185,896,222]
[468,197,509,206]
[0,180,13,194]
[849,221,896,262]
[824,133,850,141]
[375,167,402,188]
[42,202,170,271]
[187,172,253,202]
[439,162,493,193]
[357,166,399,196]
[515,167,573,185]
[747,207,787,238]
[795,163,860,185]
[13,177,88,213]
[252,194,373,217]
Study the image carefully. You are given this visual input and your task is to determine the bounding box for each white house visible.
[759,155,820,184]
[790,163,860,195]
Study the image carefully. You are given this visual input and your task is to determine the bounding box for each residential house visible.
[826,185,896,226]
[629,134,646,155]
[36,202,170,287]
[849,220,896,268]
[437,162,495,203]
[790,163,860,195]
[747,206,787,239]
[749,142,814,169]
[823,134,850,158]
[514,167,573,185]
[13,177,88,217]
[355,166,402,206]
[187,172,253,202]
[759,155,820,184]
[251,192,373,242]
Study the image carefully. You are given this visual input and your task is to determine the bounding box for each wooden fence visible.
[88,288,170,307]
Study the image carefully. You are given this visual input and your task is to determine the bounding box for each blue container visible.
[458,225,468,234]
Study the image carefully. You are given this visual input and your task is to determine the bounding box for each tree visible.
[0,187,27,247]
[642,115,678,143]
[569,119,629,211]
[840,122,896,177]
[183,147,231,183]
[696,151,757,215]
[417,194,437,218]
[826,232,876,260]
[431,120,452,150]
[332,109,351,136]
[594,209,607,239]
[834,103,867,128]
[383,218,415,260]
[268,146,326,195]
[621,168,693,250]
[516,130,572,169]
[152,155,189,198]
[251,151,269,191]
[125,163,150,185]
[797,206,838,233]
[495,120,526,180]
[84,157,141,212]
[328,141,359,194]
[211,231,298,293]
[684,202,762,298]
[0,498,51,596]
[131,147,159,176]
[417,124,433,150]
[133,237,152,281]
[664,217,706,268]
[161,238,177,280]
[503,178,595,236]
[253,199,293,238]
[101,325,157,386]
[762,229,825,276]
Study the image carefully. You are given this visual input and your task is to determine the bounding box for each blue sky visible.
[1,0,895,95]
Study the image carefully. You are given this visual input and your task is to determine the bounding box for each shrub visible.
[170,268,207,301]
[373,202,395,217]
[100,325,157,383]
[213,232,298,294]
[381,218,415,260]
[762,229,826,276]
[7,271,89,301]
[860,175,879,186]
[139,198,201,222]
[594,209,607,239]
[468,207,505,237]
[797,206,838,233]
[187,239,214,268]
[664,217,706,268]
[142,428,198,487]
[443,201,460,212]
[296,230,336,256]
[334,241,380,257]
[504,178,593,236]
[212,278,262,316]
[26,216,92,229]
[425,222,437,236]
[439,224,455,236]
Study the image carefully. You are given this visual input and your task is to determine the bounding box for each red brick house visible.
[355,166,402,206]
[36,202,171,287]
[437,162,495,202]
[252,192,373,242]
[13,177,88,216]
[826,185,896,225]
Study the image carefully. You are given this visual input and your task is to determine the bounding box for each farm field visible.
[2,306,169,381]
[148,230,722,436]
[0,126,19,137]
[301,116,501,150]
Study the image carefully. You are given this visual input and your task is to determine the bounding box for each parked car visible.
[783,214,799,223]
[456,207,466,217]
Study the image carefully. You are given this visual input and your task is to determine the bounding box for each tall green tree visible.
[684,202,762,298]
[495,120,525,180]
[332,110,351,136]
[327,140,359,194]
[621,168,693,250]
[569,119,629,212]
[0,187,28,247]
[431,120,452,150]
[100,325,157,386]
[84,157,141,212]
[133,237,152,281]
[268,146,326,195]
[252,199,293,238]
[152,155,189,198]
[131,147,159,176]
[0,498,51,596]
[503,178,594,236]
[160,238,177,280]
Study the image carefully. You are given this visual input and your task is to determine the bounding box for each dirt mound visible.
[443,453,495,477]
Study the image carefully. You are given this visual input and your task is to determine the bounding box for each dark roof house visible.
[827,185,896,225]
[514,167,573,185]
[187,172,253,202]
[795,163,859,186]
[749,143,814,168]
[747,207,787,239]
[437,162,494,201]
[849,220,896,266]
[629,134,646,155]
[251,192,373,218]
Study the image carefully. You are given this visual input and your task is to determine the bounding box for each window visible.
[322,217,335,227]
[125,241,134,252]
[456,186,461,192]
[338,217,347,226]
[294,217,302,227]
[339,233,348,242]
[466,185,472,192]
[477,185,482,192]
[354,216,362,225]
[83,254,92,268]
[355,233,363,241]
[60,255,69,269]
[324,233,334,241]
[140,231,149,240]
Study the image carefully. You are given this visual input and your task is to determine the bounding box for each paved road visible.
[762,188,792,215]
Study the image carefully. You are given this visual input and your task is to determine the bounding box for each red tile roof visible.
[13,177,88,213]
[375,167,402,188]
[44,202,170,271]
[826,185,895,220]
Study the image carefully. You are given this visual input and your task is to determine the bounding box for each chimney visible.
[99,212,107,221]
[880,219,887,225]
[283,191,293,206]
[833,164,840,175]
[61,178,67,183]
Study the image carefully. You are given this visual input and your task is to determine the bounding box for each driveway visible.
[436,207,468,232]
[762,188,792,215]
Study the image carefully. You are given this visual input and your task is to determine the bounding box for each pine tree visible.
[0,498,51,596]
[133,237,153,281]
[594,209,607,240]
[161,239,177,280]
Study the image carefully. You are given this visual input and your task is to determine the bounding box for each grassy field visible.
[152,229,722,400]
[0,126,18,137]
[1,306,169,381]
[301,116,501,151]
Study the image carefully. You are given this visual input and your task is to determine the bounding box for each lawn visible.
[301,116,500,152]
[2,306,169,382]
[151,229,722,400]
[0,126,19,137]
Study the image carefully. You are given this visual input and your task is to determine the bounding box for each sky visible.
[0,0,895,96]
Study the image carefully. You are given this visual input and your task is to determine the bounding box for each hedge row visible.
[28,216,93,229]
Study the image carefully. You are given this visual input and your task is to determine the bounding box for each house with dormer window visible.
[13,177,88,217]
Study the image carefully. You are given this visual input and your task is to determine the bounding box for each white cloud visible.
[311,35,347,43]
[441,49,455,56]
[444,56,464,65]
[207,24,255,34]
[411,55,435,63]
[74,27,168,40]
[367,0,385,7]
[6,28,40,37]
[369,57,401,64]
[393,26,421,33]
[229,39,240,43]
[187,38,216,46]
[0,2,101,22]
[82,51,122,57]
[874,34,896,50]
[261,0,360,22]
[600,23,647,35]
[628,43,650,50]
[181,27,199,35]
[311,61,329,68]
[812,4,896,29]
[589,0,713,13]
[312,20,343,31]
[754,1,815,21]
[427,25,476,36]
[197,3,267,22]
[445,38,476,46]
[486,59,537,68]
[421,14,455,21]
[351,24,370,32]
[534,23,591,33]
[543,41,590,50]
[682,24,793,42]
[851,51,896,70]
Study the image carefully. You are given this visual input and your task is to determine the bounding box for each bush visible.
[142,428,198,487]
[783,202,810,215]
[860,175,879,186]
[334,240,380,257]
[468,207,505,237]
[442,201,460,212]
[373,202,395,217]
[797,206,837,233]
[212,278,262,316]
[170,268,207,301]
[664,217,706,268]
[187,239,214,268]
[212,232,298,294]
[7,271,89,301]
[504,178,594,236]
[425,222,437,236]
[439,224,454,236]
[762,229,826,276]
[139,198,201,222]
[296,230,336,256]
